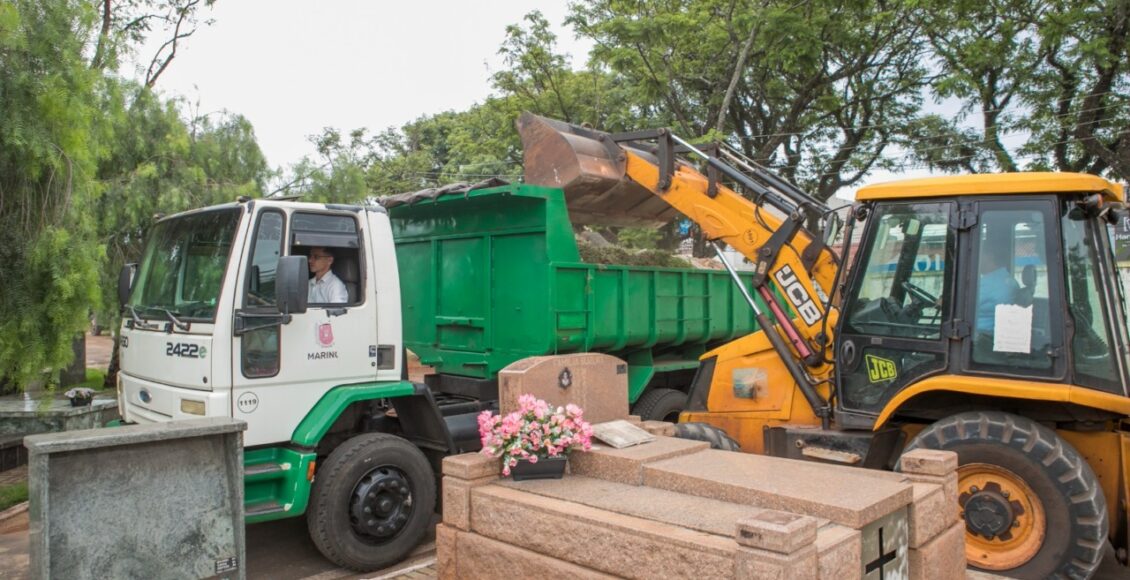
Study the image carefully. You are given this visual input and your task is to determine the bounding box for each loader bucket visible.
[516,112,680,226]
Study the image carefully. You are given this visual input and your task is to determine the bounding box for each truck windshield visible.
[129,208,242,322]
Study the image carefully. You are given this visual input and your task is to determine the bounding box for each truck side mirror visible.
[117,263,137,307]
[276,256,308,315]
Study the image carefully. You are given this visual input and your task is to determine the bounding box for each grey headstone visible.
[25,417,247,580]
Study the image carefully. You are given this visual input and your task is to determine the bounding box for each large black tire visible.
[633,388,688,422]
[674,422,741,452]
[307,433,436,571]
[901,411,1107,579]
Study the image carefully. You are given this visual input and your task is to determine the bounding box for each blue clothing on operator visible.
[975,261,1020,334]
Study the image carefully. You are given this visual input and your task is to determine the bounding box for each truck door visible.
[231,207,380,447]
[835,201,956,422]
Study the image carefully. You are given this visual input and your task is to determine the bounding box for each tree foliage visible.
[915,0,1129,179]
[568,0,932,200]
[7,0,1126,387]
[0,0,263,388]
[90,0,217,87]
[0,0,105,387]
[95,86,267,323]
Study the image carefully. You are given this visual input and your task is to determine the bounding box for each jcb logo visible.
[773,265,821,325]
[866,355,897,383]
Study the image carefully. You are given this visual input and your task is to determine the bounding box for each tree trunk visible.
[104,333,120,390]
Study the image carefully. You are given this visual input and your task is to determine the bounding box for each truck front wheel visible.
[901,411,1107,579]
[307,433,436,571]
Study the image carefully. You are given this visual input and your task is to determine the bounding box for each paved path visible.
[0,505,436,580]
[0,466,26,487]
[85,333,113,370]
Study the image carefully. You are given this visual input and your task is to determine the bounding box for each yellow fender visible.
[874,375,1130,430]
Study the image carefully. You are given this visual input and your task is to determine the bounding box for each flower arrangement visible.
[477,394,594,476]
[64,387,96,407]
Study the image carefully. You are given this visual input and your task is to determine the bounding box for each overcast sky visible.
[130,1,941,198]
[132,0,591,170]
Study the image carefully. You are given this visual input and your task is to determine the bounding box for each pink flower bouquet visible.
[477,394,594,476]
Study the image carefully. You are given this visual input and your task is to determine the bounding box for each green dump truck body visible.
[388,184,758,402]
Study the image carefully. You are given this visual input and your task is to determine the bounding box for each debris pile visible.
[576,241,694,269]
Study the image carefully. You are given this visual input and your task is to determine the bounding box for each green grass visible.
[0,482,28,512]
[62,369,107,391]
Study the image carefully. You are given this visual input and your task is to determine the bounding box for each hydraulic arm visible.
[517,113,842,425]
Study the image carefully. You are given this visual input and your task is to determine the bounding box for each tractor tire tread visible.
[901,411,1107,578]
[674,422,741,452]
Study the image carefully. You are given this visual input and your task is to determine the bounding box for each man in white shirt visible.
[307,247,349,303]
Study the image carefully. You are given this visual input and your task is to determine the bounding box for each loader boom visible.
[517,113,840,423]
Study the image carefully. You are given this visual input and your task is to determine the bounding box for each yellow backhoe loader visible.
[518,113,1130,578]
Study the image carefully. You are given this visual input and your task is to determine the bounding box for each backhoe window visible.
[129,208,241,322]
[969,207,1053,372]
[1063,208,1120,390]
[845,203,952,340]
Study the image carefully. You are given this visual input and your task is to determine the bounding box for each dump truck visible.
[386,182,758,420]
[113,183,760,571]
[518,112,1130,578]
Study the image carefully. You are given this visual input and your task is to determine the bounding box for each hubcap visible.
[957,463,1046,571]
[349,466,413,542]
[962,481,1021,540]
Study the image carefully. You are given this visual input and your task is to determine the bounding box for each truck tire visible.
[900,411,1107,579]
[633,388,688,422]
[674,422,741,451]
[307,433,436,572]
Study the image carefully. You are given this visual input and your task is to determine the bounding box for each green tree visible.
[0,0,105,388]
[355,11,646,197]
[568,0,931,200]
[917,0,1129,179]
[90,0,217,87]
[95,86,267,326]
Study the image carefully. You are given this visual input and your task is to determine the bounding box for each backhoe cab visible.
[518,112,1130,579]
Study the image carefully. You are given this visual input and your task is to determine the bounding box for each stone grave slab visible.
[569,435,709,485]
[643,448,913,529]
[469,485,738,579]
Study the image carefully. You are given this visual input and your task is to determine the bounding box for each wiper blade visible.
[151,307,190,331]
[124,305,160,330]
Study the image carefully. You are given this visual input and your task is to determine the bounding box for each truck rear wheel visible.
[307,433,436,572]
[901,411,1107,579]
[633,388,687,422]
[674,422,741,451]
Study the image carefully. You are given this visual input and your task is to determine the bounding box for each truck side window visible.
[291,212,364,306]
[242,211,284,378]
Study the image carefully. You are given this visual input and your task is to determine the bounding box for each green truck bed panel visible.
[389,184,758,392]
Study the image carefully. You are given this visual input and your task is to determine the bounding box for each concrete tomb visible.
[437,442,964,579]
[24,417,246,580]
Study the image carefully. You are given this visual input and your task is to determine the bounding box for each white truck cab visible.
[116,199,446,571]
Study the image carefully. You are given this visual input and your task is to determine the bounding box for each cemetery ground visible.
[0,335,1123,579]
[0,334,437,580]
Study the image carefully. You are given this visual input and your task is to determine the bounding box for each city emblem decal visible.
[316,322,335,348]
